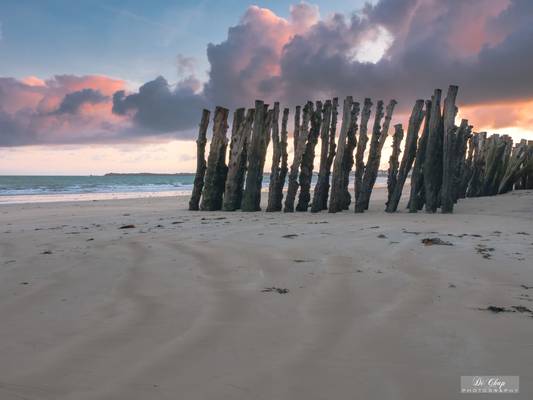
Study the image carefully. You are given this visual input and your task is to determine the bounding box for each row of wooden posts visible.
[189,85,533,213]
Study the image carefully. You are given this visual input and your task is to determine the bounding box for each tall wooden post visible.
[223,108,250,211]
[242,101,270,211]
[441,85,459,213]
[386,124,404,208]
[200,106,229,211]
[311,100,333,213]
[266,103,282,212]
[189,109,210,210]
[297,101,323,211]
[355,99,397,212]
[322,97,339,210]
[329,96,353,213]
[423,89,443,213]
[466,132,487,197]
[386,100,426,213]
[408,99,431,212]
[267,107,289,211]
[284,102,313,212]
[354,98,373,203]
[340,102,360,209]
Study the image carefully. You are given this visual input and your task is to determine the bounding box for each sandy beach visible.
[1,188,532,399]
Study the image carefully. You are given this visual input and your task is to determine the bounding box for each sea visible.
[0,174,388,204]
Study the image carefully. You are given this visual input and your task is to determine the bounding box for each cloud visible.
[52,89,108,115]
[0,75,128,146]
[3,0,533,147]
[112,76,207,138]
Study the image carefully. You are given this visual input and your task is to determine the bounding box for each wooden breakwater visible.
[189,85,533,213]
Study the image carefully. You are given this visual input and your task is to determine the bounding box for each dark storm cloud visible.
[52,88,108,115]
[112,76,208,138]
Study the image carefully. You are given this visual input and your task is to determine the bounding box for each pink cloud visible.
[0,75,129,146]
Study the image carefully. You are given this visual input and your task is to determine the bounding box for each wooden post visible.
[200,106,229,211]
[340,101,360,209]
[311,100,333,213]
[387,100,425,213]
[189,109,210,210]
[355,99,397,212]
[452,120,471,203]
[266,103,282,212]
[242,101,270,211]
[466,132,487,197]
[423,89,443,213]
[293,106,301,153]
[284,102,313,212]
[322,97,339,210]
[498,141,528,194]
[328,96,353,213]
[267,107,289,211]
[386,123,404,207]
[481,134,507,196]
[408,99,431,212]
[457,127,474,199]
[354,98,373,203]
[297,101,323,211]
[223,108,250,211]
[441,85,459,213]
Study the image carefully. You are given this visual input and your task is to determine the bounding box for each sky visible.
[1,0,532,174]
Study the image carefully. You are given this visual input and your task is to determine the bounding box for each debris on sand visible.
[293,259,311,263]
[41,250,53,254]
[201,217,227,221]
[484,306,511,313]
[512,305,533,313]
[421,238,453,246]
[482,305,533,316]
[377,234,387,239]
[521,284,533,290]
[516,232,530,235]
[119,224,135,229]
[282,234,298,239]
[262,287,289,294]
[476,244,494,259]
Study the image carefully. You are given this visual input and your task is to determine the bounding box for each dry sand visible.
[1,188,532,399]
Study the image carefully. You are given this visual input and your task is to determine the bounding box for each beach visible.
[1,188,532,399]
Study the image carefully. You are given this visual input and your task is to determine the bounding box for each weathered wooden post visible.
[498,141,528,194]
[457,126,474,199]
[466,132,487,197]
[386,123,404,207]
[297,101,323,211]
[354,100,383,212]
[354,98,373,203]
[189,109,210,210]
[322,97,339,210]
[267,107,289,211]
[452,120,470,203]
[481,134,507,196]
[387,100,425,213]
[340,101,360,209]
[423,89,443,213]
[223,108,249,211]
[329,96,353,213]
[355,99,397,212]
[200,106,229,211]
[441,85,459,213]
[408,99,431,212]
[242,101,270,211]
[284,102,313,212]
[311,100,333,213]
[266,103,282,212]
